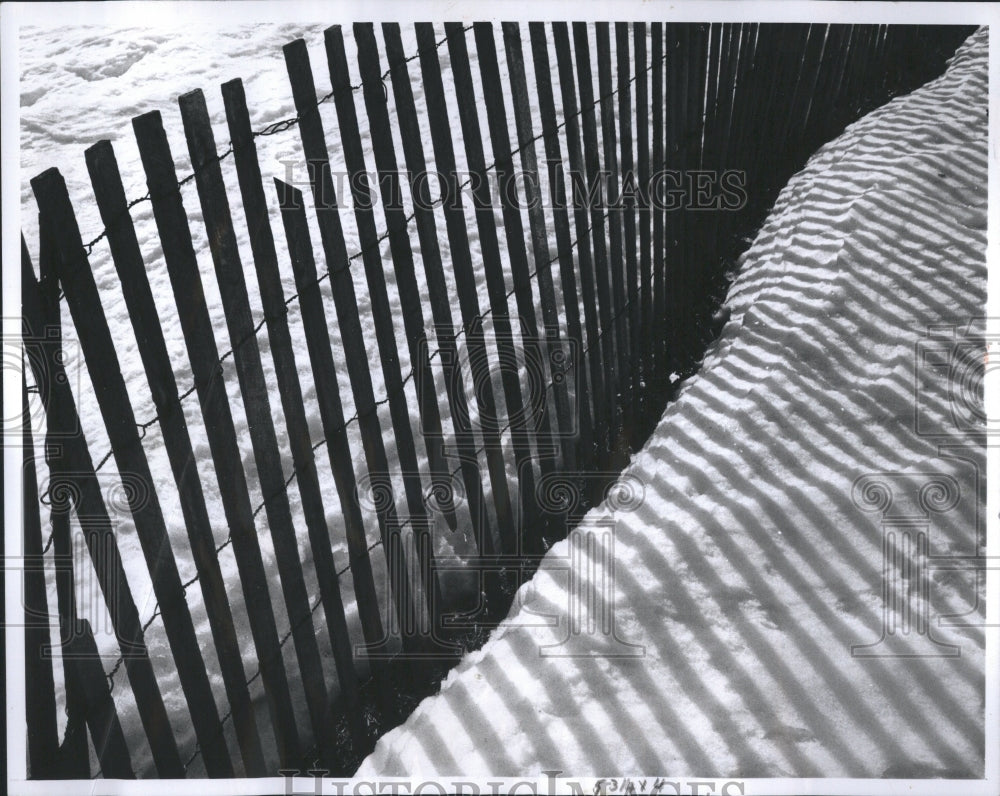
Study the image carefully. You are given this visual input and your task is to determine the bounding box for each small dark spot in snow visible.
[834,596,857,615]
[764,725,816,744]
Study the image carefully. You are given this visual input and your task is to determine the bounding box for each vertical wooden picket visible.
[349,23,454,630]
[415,21,516,563]
[132,109,302,768]
[32,167,233,777]
[595,22,630,458]
[633,23,652,415]
[23,248,172,776]
[272,178,386,656]
[615,22,640,429]
[85,137,266,775]
[446,21,540,552]
[380,22,495,561]
[551,21,610,469]
[651,23,665,395]
[501,21,577,478]
[528,22,593,470]
[474,21,556,555]
[282,37,418,653]
[323,26,435,642]
[220,78,365,748]
[573,22,621,465]
[179,89,337,767]
[22,373,59,778]
[25,237,91,778]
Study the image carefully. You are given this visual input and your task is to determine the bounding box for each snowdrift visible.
[356,28,988,779]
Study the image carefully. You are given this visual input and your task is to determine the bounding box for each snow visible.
[18,20,627,777]
[356,28,989,779]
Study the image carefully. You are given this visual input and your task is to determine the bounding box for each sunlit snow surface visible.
[357,28,988,779]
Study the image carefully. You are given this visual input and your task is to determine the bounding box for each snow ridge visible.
[356,28,987,779]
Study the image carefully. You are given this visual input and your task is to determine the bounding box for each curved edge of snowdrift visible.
[357,28,988,779]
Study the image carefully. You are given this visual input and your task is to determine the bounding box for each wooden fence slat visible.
[220,78,365,746]
[273,179,385,654]
[48,473,91,780]
[708,24,742,273]
[734,23,769,185]
[445,21,538,554]
[551,21,609,469]
[231,75,384,659]
[352,24,462,543]
[22,374,60,778]
[756,24,798,200]
[178,89,336,766]
[414,21,515,563]
[864,25,893,107]
[32,168,233,776]
[750,25,807,199]
[650,23,665,395]
[473,23,560,479]
[501,21,577,478]
[875,24,899,94]
[663,23,683,372]
[132,109,302,768]
[595,22,630,457]
[775,24,827,176]
[838,25,875,126]
[322,27,432,639]
[528,21,593,470]
[381,22,495,561]
[24,255,90,779]
[730,23,762,197]
[719,24,755,172]
[806,25,851,144]
[615,22,640,429]
[84,138,266,776]
[702,23,724,169]
[282,38,417,653]
[350,23,453,628]
[695,23,723,274]
[633,23,652,412]
[664,23,702,370]
[22,250,183,777]
[835,24,864,114]
[795,24,831,155]
[733,24,778,182]
[824,24,855,128]
[684,25,711,326]
[716,23,741,171]
[50,499,92,781]
[665,23,690,359]
[473,21,554,555]
[573,21,621,465]
[65,619,134,778]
